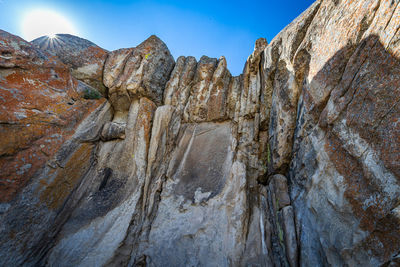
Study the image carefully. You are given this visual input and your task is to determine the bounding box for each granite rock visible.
[0,1,399,266]
[0,30,104,203]
[103,35,175,109]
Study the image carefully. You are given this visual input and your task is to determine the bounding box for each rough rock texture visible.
[0,0,399,266]
[0,30,104,203]
[183,56,232,122]
[266,0,400,265]
[32,34,108,94]
[103,35,175,109]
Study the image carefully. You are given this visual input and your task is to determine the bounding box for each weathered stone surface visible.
[265,0,321,174]
[0,30,104,203]
[164,56,197,113]
[143,105,181,217]
[240,37,268,119]
[1,0,399,266]
[32,34,108,94]
[46,97,156,267]
[267,0,400,266]
[269,174,291,210]
[106,104,181,266]
[0,101,112,266]
[281,206,297,267]
[101,121,126,140]
[240,186,273,266]
[226,75,243,120]
[140,125,244,266]
[184,56,232,122]
[103,35,175,109]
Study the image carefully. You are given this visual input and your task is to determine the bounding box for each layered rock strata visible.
[0,0,399,266]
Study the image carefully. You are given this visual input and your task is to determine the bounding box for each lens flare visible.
[21,9,77,41]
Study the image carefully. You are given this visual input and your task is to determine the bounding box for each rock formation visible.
[0,30,104,203]
[32,34,108,95]
[0,0,399,266]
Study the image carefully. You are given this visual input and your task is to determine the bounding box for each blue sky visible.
[0,0,315,75]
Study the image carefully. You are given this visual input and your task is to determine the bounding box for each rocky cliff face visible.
[0,0,399,266]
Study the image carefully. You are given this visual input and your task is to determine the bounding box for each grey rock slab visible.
[140,123,248,266]
[282,206,298,267]
[269,174,291,210]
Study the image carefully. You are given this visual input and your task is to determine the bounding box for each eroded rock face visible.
[267,0,400,265]
[47,97,156,267]
[103,35,175,110]
[32,34,108,94]
[0,0,399,266]
[136,122,242,266]
[0,30,104,203]
[164,56,197,113]
[183,56,232,122]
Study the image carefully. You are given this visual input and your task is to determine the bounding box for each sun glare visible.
[21,9,77,41]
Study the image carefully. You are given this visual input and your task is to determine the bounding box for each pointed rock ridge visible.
[163,56,197,113]
[103,35,175,111]
[183,55,233,122]
[265,0,321,175]
[0,30,51,68]
[32,34,108,94]
[248,37,268,72]
[240,37,268,119]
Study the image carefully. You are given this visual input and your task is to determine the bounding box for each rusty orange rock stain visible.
[39,143,93,210]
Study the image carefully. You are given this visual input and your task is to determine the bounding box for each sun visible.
[21,9,78,41]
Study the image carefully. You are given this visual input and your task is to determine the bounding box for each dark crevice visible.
[98,167,113,191]
[383,1,399,31]
[101,52,111,98]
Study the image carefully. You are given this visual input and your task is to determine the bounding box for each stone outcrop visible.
[266,1,400,265]
[32,34,108,95]
[0,30,104,203]
[0,0,399,266]
[103,35,175,109]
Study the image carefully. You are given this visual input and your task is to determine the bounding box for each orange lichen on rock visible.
[137,97,157,147]
[39,143,94,210]
[0,30,104,202]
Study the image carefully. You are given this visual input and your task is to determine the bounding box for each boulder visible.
[103,35,175,109]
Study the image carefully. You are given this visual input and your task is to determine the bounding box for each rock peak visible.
[103,33,175,110]
[255,37,268,51]
[32,33,108,94]
[138,34,169,50]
